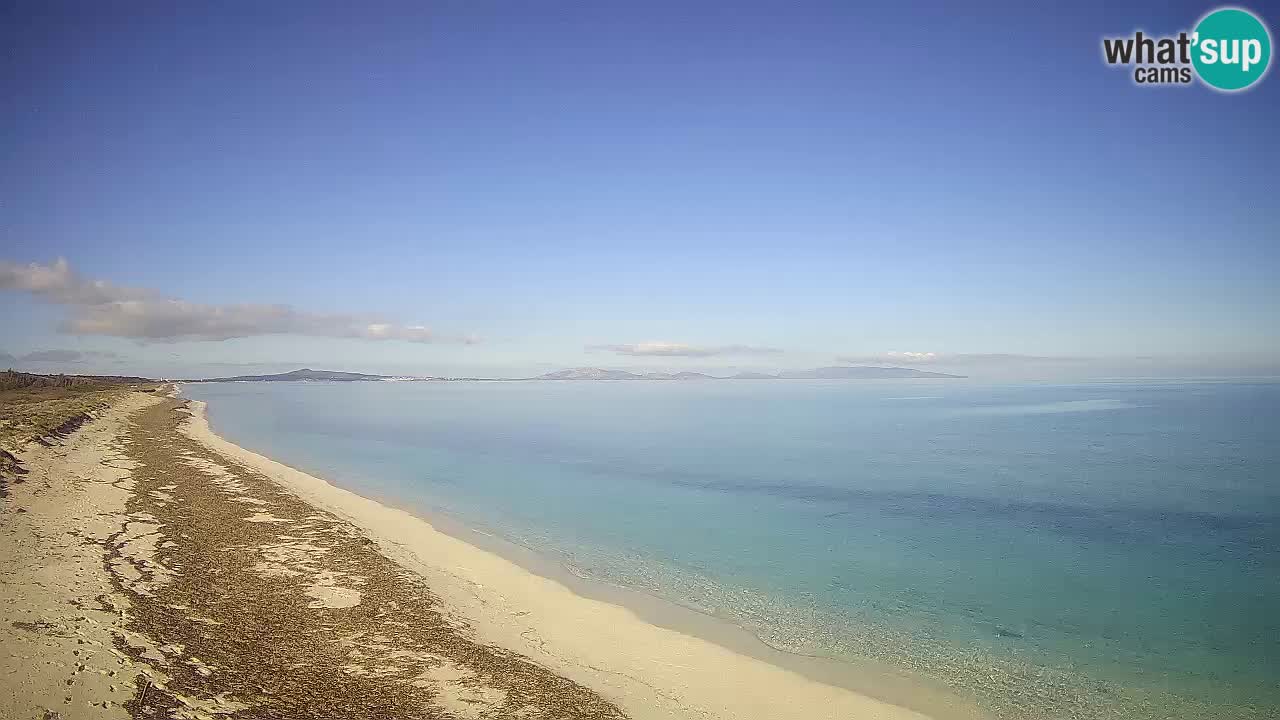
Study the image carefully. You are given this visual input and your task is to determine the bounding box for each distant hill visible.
[536,368,717,381]
[776,366,962,379]
[535,366,963,380]
[196,365,964,383]
[643,371,717,380]
[536,368,643,381]
[195,368,408,383]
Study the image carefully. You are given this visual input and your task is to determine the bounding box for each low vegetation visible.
[0,371,159,488]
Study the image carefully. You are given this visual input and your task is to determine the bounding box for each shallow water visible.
[183,379,1280,718]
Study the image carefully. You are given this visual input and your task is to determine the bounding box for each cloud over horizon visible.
[1,259,472,345]
[3,349,123,363]
[588,341,784,358]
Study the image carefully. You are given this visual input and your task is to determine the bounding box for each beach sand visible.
[1,391,161,719]
[3,390,950,719]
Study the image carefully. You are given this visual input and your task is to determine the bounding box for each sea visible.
[180,378,1280,719]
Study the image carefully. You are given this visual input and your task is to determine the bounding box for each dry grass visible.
[0,371,160,455]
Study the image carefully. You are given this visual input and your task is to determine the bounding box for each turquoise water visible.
[182,380,1280,718]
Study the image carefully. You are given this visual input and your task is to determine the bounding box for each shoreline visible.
[5,391,639,718]
[183,395,985,720]
[409,507,982,719]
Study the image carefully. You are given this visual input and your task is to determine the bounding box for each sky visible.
[2,1,1278,379]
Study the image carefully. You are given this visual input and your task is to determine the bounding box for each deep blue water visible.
[182,379,1280,718]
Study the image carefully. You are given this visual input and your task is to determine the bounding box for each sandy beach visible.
[2,388,952,719]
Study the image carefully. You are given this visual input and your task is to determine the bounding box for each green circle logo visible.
[1192,7,1272,91]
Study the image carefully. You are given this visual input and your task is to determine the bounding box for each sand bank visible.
[182,398,946,720]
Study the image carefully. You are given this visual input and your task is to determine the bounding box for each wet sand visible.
[3,390,944,719]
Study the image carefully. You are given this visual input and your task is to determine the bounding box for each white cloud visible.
[588,341,783,358]
[16,349,122,363]
[0,257,151,305]
[1,258,469,344]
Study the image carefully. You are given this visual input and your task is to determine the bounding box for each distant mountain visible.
[197,365,964,383]
[537,368,644,380]
[776,366,962,379]
[643,371,717,380]
[537,366,963,380]
[195,368,412,382]
[538,369,716,381]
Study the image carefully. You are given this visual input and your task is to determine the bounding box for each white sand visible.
[181,400,938,720]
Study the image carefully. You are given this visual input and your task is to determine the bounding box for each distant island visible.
[193,368,428,383]
[192,366,964,382]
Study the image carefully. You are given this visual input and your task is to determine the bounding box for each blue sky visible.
[2,1,1278,378]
